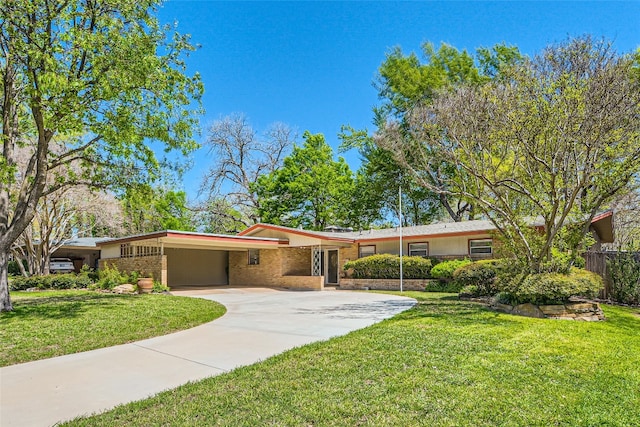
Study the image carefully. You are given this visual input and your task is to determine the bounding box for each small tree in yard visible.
[381,36,640,274]
[0,0,202,311]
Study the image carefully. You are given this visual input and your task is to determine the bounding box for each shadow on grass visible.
[390,294,525,328]
[1,294,133,321]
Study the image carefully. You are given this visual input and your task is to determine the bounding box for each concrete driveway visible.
[0,288,415,427]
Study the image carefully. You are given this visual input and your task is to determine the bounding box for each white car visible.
[49,258,75,274]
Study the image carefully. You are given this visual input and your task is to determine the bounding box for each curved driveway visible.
[1,288,415,427]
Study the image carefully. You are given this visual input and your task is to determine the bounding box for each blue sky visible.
[156,1,640,201]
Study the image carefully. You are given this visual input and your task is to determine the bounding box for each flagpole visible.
[399,185,403,293]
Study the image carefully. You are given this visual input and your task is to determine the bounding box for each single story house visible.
[97,212,614,291]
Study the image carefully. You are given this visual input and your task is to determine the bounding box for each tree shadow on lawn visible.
[392,295,522,327]
[1,294,132,321]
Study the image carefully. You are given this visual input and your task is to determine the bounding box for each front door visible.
[327,250,339,284]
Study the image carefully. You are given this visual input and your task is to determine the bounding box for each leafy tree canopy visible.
[0,0,202,311]
[254,131,365,231]
[383,36,640,272]
[345,42,524,224]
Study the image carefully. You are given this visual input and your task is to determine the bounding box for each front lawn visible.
[0,290,225,367]
[64,292,640,426]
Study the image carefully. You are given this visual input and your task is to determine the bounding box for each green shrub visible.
[9,273,92,291]
[152,280,170,293]
[539,249,585,274]
[458,285,479,297]
[507,268,603,305]
[97,264,128,290]
[425,280,464,293]
[453,259,503,296]
[343,254,432,279]
[607,252,640,305]
[430,259,471,281]
[493,291,516,305]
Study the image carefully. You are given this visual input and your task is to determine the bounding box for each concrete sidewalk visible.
[0,288,415,427]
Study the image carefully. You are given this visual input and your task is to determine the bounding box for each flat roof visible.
[98,230,288,250]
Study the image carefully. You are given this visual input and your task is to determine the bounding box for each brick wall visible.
[339,244,359,278]
[281,247,311,276]
[229,249,324,290]
[99,255,167,285]
[340,278,433,291]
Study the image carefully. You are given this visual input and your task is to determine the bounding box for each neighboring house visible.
[97,212,614,291]
[52,237,109,272]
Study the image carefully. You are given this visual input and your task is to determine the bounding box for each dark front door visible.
[327,250,339,284]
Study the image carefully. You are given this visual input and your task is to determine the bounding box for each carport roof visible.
[98,230,288,250]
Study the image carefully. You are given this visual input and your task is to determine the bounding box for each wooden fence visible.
[584,251,640,299]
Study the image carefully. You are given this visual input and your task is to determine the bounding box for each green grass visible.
[63,291,640,426]
[0,290,225,367]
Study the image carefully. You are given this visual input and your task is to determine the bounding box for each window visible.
[408,242,429,257]
[469,239,493,256]
[248,249,260,265]
[359,245,376,258]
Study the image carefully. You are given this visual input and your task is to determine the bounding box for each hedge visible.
[452,259,503,296]
[499,268,603,305]
[430,259,471,281]
[9,273,92,291]
[343,254,432,279]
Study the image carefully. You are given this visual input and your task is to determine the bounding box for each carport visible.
[98,231,287,289]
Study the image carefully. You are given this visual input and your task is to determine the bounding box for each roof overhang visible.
[239,223,355,245]
[98,230,288,251]
[590,211,614,243]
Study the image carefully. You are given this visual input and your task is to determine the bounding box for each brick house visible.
[97,213,613,291]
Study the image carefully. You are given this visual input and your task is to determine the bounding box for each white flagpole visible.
[399,185,403,293]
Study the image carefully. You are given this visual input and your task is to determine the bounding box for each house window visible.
[408,242,429,257]
[469,239,493,256]
[359,245,376,258]
[248,249,260,265]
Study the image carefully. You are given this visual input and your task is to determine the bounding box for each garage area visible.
[165,248,229,288]
[98,230,288,290]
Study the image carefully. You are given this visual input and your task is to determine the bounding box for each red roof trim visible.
[239,223,355,243]
[98,230,287,246]
[591,210,613,223]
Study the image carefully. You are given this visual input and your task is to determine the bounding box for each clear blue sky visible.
[156,1,640,201]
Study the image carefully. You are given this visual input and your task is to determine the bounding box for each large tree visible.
[201,114,295,229]
[340,125,443,226]
[254,131,360,231]
[120,184,195,234]
[12,185,123,276]
[0,0,202,311]
[370,42,523,222]
[383,36,640,272]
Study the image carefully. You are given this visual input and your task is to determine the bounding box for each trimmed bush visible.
[430,259,471,281]
[539,249,586,274]
[506,268,603,305]
[9,273,92,291]
[453,259,503,296]
[459,285,481,298]
[343,254,432,279]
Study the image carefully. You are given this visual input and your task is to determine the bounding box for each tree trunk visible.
[0,250,13,312]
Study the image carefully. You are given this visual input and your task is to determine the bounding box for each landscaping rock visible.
[491,302,513,313]
[113,284,136,294]
[539,305,572,317]
[512,303,545,318]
